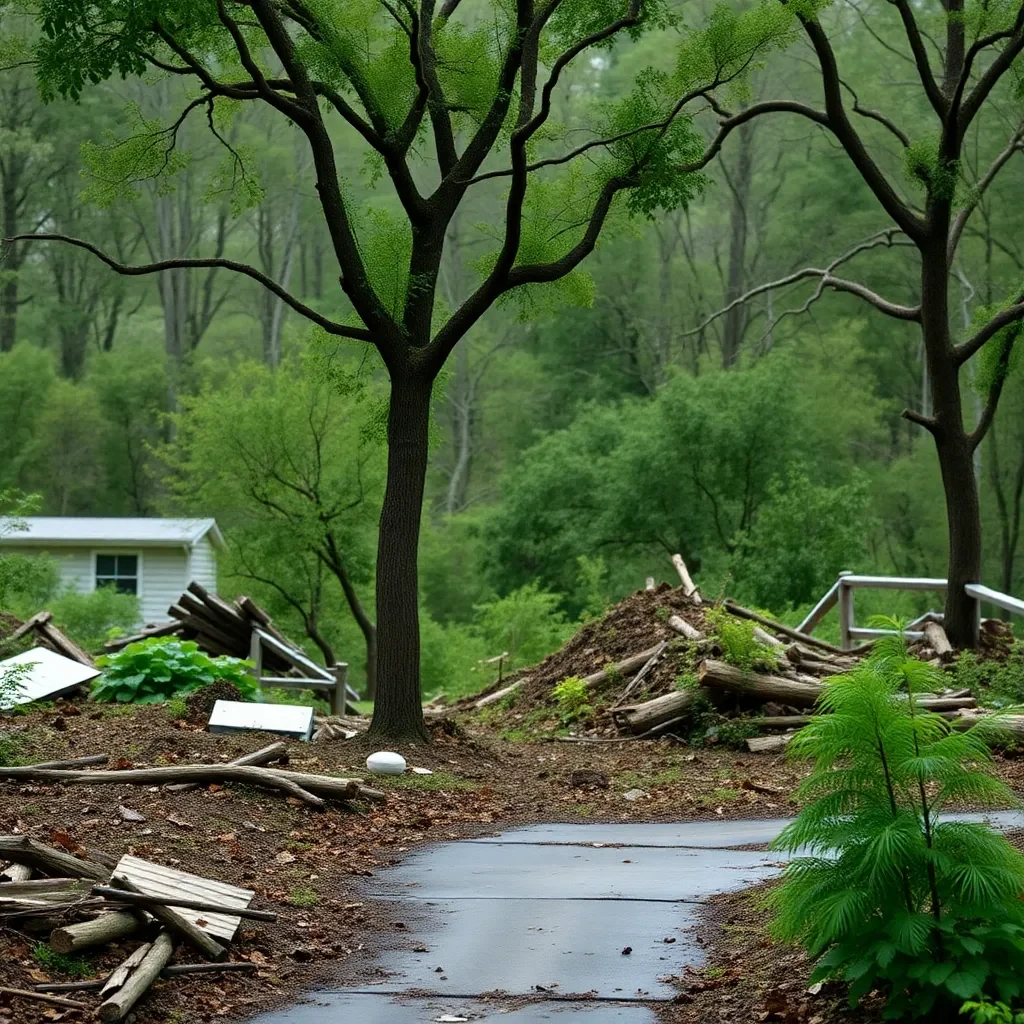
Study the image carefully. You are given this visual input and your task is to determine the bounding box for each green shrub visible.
[770,626,1024,1020]
[92,637,256,704]
[32,943,92,978]
[957,649,1024,707]
[705,607,778,672]
[49,586,141,653]
[553,676,593,724]
[962,1000,1024,1023]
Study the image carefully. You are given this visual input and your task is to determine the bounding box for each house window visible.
[95,554,139,595]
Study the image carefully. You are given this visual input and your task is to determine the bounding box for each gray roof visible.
[0,518,225,549]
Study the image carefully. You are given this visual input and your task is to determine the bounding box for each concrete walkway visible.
[248,813,1024,1023]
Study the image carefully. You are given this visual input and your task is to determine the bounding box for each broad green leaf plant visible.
[770,623,1024,1020]
[92,637,257,704]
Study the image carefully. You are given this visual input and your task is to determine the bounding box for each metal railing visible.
[798,572,1023,650]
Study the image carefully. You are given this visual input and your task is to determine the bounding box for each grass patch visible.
[33,944,93,978]
[288,886,319,907]
[374,770,480,791]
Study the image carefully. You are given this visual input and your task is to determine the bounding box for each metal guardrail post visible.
[838,574,854,651]
[329,663,350,716]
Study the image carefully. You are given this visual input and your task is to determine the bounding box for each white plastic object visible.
[366,750,407,775]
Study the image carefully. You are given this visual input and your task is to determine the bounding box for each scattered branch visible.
[1,234,372,342]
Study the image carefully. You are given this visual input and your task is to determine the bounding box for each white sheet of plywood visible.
[0,646,100,708]
[114,855,254,941]
[208,699,313,740]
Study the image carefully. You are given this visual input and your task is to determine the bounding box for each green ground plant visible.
[91,637,257,704]
[705,608,779,672]
[553,676,594,724]
[32,944,91,978]
[962,1000,1024,1023]
[956,649,1024,707]
[770,624,1024,1021]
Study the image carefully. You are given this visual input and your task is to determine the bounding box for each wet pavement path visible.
[247,813,1024,1023]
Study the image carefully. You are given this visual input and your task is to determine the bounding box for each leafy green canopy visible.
[770,630,1024,1018]
[28,0,802,336]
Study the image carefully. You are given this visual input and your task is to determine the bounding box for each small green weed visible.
[705,607,779,672]
[33,944,92,978]
[0,731,24,766]
[959,648,1024,707]
[553,676,594,724]
[288,886,319,907]
[166,697,187,719]
[655,606,671,622]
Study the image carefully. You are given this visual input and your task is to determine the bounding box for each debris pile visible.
[0,611,95,667]
[465,556,991,751]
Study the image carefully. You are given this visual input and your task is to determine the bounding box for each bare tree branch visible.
[948,124,1024,260]
[903,407,941,434]
[956,290,1024,365]
[681,230,920,336]
[886,0,948,116]
[839,78,910,147]
[2,233,372,341]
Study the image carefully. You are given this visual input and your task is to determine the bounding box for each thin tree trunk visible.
[721,120,754,368]
[923,249,981,648]
[0,168,23,353]
[368,371,431,740]
[322,533,378,701]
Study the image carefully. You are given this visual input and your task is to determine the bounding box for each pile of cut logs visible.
[0,833,272,1020]
[0,745,384,1018]
[551,557,982,750]
[105,582,297,673]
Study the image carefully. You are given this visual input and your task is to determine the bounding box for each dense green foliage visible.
[770,630,1024,1019]
[48,587,140,652]
[0,0,1022,705]
[92,638,256,704]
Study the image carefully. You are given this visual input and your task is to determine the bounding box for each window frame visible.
[92,550,143,598]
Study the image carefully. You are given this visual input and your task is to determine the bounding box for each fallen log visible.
[622,688,697,734]
[475,679,522,709]
[264,768,385,803]
[0,878,93,900]
[111,874,225,961]
[670,554,702,604]
[746,734,794,753]
[0,836,109,881]
[35,961,257,994]
[923,621,953,657]
[0,986,89,1011]
[165,742,289,794]
[98,930,175,1022]
[613,641,668,707]
[667,615,702,641]
[99,943,152,996]
[0,765,325,809]
[756,715,813,729]
[584,645,664,689]
[50,911,142,953]
[753,627,785,650]
[93,885,278,922]
[723,602,851,656]
[25,754,110,770]
[698,660,824,708]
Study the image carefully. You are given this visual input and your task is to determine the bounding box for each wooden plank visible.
[36,621,95,667]
[9,612,52,642]
[186,582,250,629]
[114,855,253,942]
[965,583,1024,618]
[104,622,181,651]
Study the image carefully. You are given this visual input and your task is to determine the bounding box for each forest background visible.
[1,0,1022,700]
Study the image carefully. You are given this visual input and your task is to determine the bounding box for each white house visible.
[0,518,224,624]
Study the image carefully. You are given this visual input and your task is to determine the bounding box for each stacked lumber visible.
[7,611,95,667]
[105,583,294,674]
[0,836,269,1021]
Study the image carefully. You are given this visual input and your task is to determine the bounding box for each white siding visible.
[2,546,92,593]
[189,536,218,592]
[139,548,190,625]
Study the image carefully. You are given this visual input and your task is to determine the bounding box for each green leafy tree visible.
[771,629,1024,1020]
[164,355,384,696]
[7,0,801,738]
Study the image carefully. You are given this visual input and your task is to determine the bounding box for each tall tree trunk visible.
[721,121,754,368]
[922,248,980,648]
[0,168,23,353]
[368,371,431,741]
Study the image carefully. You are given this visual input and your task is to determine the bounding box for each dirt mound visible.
[184,681,245,722]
